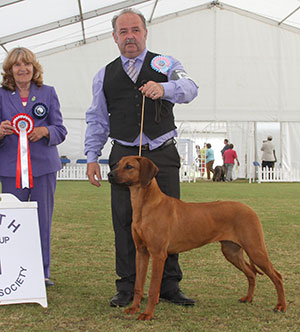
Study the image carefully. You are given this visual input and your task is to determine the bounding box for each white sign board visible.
[0,194,47,307]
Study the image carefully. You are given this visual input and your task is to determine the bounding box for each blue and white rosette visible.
[150,55,173,74]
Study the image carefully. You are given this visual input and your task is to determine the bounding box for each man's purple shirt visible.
[84,48,198,163]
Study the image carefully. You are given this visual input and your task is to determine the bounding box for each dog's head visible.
[108,156,159,188]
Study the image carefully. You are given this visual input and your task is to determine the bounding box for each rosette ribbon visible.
[11,113,34,189]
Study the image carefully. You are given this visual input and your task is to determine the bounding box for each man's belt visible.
[112,138,175,151]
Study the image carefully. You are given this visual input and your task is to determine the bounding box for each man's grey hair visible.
[111,8,147,31]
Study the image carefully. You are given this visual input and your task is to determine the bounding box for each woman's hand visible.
[28,126,49,142]
[0,120,14,139]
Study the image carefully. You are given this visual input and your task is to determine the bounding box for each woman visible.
[223,144,240,181]
[205,143,214,180]
[0,47,67,286]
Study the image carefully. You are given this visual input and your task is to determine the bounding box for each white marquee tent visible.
[1,0,300,179]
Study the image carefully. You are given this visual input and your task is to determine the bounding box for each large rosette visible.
[11,113,35,189]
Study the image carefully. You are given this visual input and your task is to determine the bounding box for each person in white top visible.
[261,135,277,169]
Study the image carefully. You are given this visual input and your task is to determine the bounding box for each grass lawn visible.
[1,180,300,331]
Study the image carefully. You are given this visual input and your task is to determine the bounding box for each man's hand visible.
[87,162,102,187]
[139,81,164,100]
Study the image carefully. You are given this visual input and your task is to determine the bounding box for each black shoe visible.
[45,279,54,287]
[160,289,195,306]
[110,291,133,307]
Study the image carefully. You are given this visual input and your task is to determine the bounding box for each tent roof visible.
[1,0,300,63]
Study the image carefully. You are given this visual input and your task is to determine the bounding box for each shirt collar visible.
[120,48,147,65]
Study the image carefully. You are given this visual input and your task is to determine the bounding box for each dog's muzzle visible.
[108,170,132,186]
[108,171,116,184]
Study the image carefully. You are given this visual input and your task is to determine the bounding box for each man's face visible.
[113,13,147,58]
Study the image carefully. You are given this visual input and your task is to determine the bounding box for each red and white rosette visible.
[11,113,34,189]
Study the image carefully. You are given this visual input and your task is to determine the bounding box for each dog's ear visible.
[139,157,159,187]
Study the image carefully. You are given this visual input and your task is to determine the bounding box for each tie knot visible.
[129,59,135,66]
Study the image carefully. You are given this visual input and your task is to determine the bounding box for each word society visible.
[0,266,27,297]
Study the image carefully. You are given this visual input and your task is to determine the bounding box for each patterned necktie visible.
[127,59,138,83]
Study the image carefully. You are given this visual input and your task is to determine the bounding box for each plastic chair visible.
[76,159,87,164]
[250,161,261,183]
[99,159,109,164]
[60,158,71,167]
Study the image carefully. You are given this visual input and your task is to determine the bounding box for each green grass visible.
[1,180,300,331]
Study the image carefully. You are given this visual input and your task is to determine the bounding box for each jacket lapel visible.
[8,89,24,116]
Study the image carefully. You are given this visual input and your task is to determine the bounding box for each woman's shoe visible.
[45,278,54,287]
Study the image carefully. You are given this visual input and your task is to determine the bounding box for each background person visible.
[223,144,239,181]
[0,47,67,286]
[205,143,214,180]
[261,135,277,169]
[195,144,201,163]
[84,8,198,307]
[221,138,230,157]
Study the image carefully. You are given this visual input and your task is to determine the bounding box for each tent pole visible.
[78,0,86,44]
[254,121,257,162]
[278,6,300,25]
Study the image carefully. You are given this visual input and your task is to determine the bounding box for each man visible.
[221,138,230,156]
[84,8,198,307]
[261,135,277,169]
[223,144,240,181]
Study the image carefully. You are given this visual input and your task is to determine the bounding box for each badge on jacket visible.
[32,103,48,119]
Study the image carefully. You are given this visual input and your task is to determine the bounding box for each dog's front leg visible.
[137,252,167,321]
[125,246,150,315]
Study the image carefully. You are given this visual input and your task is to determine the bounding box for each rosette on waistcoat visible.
[11,113,34,189]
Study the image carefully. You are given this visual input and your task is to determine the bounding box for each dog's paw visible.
[137,312,154,321]
[124,306,140,315]
[273,303,287,313]
[238,296,253,303]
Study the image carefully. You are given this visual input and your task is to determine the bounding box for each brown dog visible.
[108,156,286,321]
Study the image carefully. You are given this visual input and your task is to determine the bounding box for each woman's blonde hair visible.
[1,47,43,91]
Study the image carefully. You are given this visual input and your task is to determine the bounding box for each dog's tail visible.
[250,260,264,275]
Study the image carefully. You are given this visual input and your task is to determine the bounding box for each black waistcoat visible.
[103,51,176,142]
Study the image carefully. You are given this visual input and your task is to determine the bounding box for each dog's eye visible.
[125,164,134,170]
